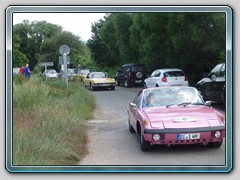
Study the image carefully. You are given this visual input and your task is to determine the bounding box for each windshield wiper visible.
[177,102,205,107]
[191,102,205,106]
[166,104,177,108]
[166,102,205,108]
[177,102,192,107]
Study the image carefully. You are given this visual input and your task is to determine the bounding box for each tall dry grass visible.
[13,75,95,165]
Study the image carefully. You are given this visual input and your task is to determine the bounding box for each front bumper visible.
[92,83,116,87]
[143,126,225,145]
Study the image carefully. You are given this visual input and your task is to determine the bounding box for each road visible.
[79,86,226,166]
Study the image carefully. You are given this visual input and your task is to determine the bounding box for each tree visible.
[87,20,114,67]
[40,31,91,70]
[13,20,91,71]
[12,34,28,67]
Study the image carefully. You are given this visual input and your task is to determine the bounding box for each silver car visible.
[41,69,58,80]
[143,68,189,88]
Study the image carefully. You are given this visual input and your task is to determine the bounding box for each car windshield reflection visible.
[142,87,204,108]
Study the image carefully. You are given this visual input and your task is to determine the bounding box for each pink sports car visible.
[127,86,225,151]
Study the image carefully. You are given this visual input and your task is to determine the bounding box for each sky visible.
[13,13,106,42]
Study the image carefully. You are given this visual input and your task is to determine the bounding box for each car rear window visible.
[164,71,185,77]
[131,65,145,72]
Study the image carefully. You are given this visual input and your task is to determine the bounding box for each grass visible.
[12,75,95,165]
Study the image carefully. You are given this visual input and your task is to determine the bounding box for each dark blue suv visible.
[115,63,147,88]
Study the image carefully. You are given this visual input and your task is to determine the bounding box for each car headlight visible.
[153,134,161,141]
[215,131,221,138]
[143,119,149,127]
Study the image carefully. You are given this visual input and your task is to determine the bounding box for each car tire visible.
[90,83,95,91]
[116,79,120,86]
[209,140,223,148]
[111,86,115,90]
[128,118,135,133]
[140,131,151,151]
[125,79,130,88]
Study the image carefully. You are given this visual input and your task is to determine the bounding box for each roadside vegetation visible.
[13,75,95,165]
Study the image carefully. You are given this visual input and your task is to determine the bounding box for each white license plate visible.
[135,80,142,83]
[99,83,109,86]
[177,133,200,140]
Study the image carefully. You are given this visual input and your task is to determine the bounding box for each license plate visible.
[177,133,200,140]
[135,80,142,83]
[172,84,182,86]
[99,83,109,86]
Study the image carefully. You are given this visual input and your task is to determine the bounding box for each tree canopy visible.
[13,20,91,72]
[87,12,226,85]
[12,12,226,85]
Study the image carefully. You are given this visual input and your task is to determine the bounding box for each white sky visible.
[13,13,106,42]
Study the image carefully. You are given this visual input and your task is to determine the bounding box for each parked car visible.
[127,86,225,151]
[60,68,76,81]
[196,63,225,104]
[41,69,58,80]
[73,69,95,82]
[143,68,189,88]
[115,63,147,87]
[83,71,116,91]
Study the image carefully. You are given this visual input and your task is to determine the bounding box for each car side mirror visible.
[205,101,211,106]
[130,102,137,108]
[211,74,217,81]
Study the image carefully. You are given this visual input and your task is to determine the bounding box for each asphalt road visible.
[79,86,226,166]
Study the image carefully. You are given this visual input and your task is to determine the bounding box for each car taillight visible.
[185,76,188,81]
[128,71,132,77]
[162,77,167,82]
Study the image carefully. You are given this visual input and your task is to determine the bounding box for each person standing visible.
[24,63,31,78]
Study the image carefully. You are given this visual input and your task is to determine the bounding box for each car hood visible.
[91,78,116,83]
[143,106,222,128]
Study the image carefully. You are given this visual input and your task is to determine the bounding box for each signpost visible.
[59,44,70,87]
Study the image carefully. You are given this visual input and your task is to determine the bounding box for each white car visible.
[41,69,58,80]
[143,68,189,88]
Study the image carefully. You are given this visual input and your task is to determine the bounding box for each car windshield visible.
[90,72,109,78]
[164,71,185,77]
[131,65,145,72]
[46,69,56,74]
[142,87,204,108]
[80,69,92,76]
[67,69,75,74]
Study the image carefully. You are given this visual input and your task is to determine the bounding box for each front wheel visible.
[90,83,95,91]
[140,132,151,151]
[128,118,135,133]
[116,79,120,86]
[124,79,130,88]
[209,140,223,148]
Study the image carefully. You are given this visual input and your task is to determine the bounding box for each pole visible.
[45,64,47,80]
[63,52,68,87]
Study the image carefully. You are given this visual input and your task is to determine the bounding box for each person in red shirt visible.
[19,65,25,75]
